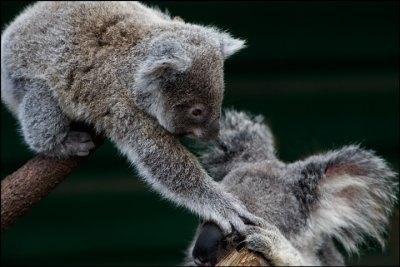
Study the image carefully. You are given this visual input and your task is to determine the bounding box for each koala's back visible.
[220,161,346,265]
[221,161,308,238]
[1,1,172,77]
[1,1,172,114]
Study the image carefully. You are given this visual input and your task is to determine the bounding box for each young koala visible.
[186,110,398,266]
[1,2,264,236]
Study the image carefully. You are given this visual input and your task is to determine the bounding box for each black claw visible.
[236,240,247,251]
[229,221,236,233]
[239,215,255,226]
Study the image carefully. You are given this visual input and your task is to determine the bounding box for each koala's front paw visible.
[244,226,305,266]
[209,193,267,236]
[44,131,95,158]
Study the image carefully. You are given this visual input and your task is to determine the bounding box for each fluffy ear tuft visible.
[140,57,190,79]
[135,39,192,91]
[213,30,246,59]
[290,145,398,254]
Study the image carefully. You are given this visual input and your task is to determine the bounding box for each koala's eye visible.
[175,103,207,121]
[189,105,205,119]
[191,108,202,117]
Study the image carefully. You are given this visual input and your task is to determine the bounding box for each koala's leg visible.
[244,226,305,266]
[18,81,95,157]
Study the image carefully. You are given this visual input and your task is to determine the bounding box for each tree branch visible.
[1,126,103,233]
[216,248,268,266]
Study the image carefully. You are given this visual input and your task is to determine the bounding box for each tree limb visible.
[216,248,268,266]
[1,127,103,233]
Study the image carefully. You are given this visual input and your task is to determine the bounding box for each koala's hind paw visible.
[44,131,95,158]
[65,131,95,156]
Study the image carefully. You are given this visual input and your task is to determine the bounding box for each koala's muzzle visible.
[188,118,220,140]
[192,222,224,266]
[202,118,220,140]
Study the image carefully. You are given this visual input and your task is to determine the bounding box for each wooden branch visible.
[216,248,268,266]
[1,126,103,233]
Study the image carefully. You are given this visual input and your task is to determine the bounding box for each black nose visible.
[192,222,224,266]
[194,256,212,266]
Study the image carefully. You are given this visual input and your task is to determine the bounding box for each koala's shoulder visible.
[220,161,280,195]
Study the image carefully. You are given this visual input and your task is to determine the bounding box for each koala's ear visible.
[141,57,190,79]
[288,145,397,254]
[136,40,192,88]
[214,30,246,59]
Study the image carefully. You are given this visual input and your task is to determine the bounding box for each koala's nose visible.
[192,222,223,266]
[194,256,212,266]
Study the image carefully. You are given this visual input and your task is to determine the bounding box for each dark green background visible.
[1,1,399,266]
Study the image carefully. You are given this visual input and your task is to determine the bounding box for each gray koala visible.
[185,110,398,266]
[1,1,264,236]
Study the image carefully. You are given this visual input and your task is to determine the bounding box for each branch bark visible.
[216,248,268,266]
[1,127,103,233]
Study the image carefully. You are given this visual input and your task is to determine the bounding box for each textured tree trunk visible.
[216,248,268,266]
[1,126,103,233]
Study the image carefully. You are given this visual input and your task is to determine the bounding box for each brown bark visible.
[216,248,269,266]
[1,129,103,233]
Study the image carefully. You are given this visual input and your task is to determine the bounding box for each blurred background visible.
[1,1,398,266]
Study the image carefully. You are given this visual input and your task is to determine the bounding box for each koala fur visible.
[186,110,398,266]
[1,1,264,236]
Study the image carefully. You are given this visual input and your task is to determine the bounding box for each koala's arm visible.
[201,110,276,181]
[96,104,264,235]
[287,145,398,254]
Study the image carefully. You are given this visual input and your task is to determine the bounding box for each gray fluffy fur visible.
[185,110,398,266]
[1,2,264,236]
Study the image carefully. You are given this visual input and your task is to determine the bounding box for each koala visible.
[1,2,264,236]
[185,110,398,266]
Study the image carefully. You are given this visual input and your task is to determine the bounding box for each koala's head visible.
[134,29,245,140]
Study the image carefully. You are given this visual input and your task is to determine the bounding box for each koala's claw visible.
[239,215,257,226]
[44,131,95,158]
[210,197,267,238]
[67,131,92,143]
[231,209,267,235]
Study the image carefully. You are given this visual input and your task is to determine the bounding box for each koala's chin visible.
[186,127,220,141]
[175,129,215,141]
[162,116,220,141]
[175,123,220,141]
